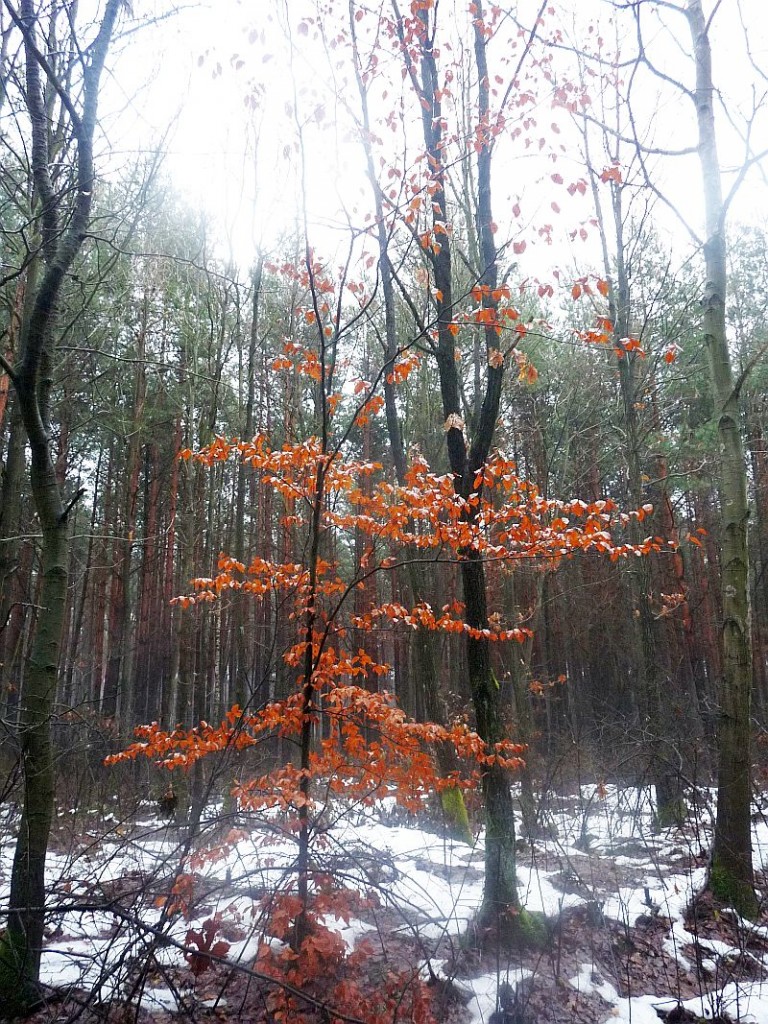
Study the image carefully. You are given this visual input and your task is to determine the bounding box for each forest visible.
[1,0,768,1021]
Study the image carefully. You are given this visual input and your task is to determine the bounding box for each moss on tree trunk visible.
[0,2,123,1009]
[685,0,757,918]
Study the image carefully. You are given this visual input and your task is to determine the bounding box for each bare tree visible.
[684,0,757,916]
[614,0,768,915]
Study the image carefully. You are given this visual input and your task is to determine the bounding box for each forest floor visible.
[3,780,768,1023]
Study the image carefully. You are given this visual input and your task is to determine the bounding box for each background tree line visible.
[2,181,767,786]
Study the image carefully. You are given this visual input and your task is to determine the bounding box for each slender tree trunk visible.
[747,408,768,713]
[584,111,687,823]
[685,0,756,916]
[233,260,263,708]
[503,570,544,839]
[391,0,543,929]
[116,296,148,738]
[349,7,472,841]
[62,449,103,708]
[135,443,161,722]
[1,268,36,722]
[0,401,27,721]
[161,417,182,724]
[0,3,122,1006]
[91,444,115,714]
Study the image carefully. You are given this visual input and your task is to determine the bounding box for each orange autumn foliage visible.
[112,432,666,789]
[109,418,667,1019]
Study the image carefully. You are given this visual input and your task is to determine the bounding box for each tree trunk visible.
[685,0,756,917]
[0,401,28,722]
[391,0,537,927]
[116,295,148,738]
[0,2,122,1007]
[584,109,686,824]
[62,448,103,709]
[350,8,471,842]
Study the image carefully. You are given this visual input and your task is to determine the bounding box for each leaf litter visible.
[2,784,768,1023]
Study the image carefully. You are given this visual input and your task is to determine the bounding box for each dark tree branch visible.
[2,0,82,132]
[731,339,768,404]
[59,487,86,524]
[0,349,17,383]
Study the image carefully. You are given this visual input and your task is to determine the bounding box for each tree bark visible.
[685,0,756,917]
[392,0,534,928]
[0,2,123,1008]
[350,4,471,842]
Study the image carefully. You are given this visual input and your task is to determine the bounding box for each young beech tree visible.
[112,246,662,1007]
[0,1,125,1011]
[214,0,667,939]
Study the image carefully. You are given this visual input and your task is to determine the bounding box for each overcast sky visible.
[104,0,768,276]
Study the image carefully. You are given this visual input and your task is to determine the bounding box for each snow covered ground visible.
[2,784,768,1022]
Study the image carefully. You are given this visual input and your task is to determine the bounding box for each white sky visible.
[102,0,768,277]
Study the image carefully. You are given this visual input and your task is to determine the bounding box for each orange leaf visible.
[600,166,622,184]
